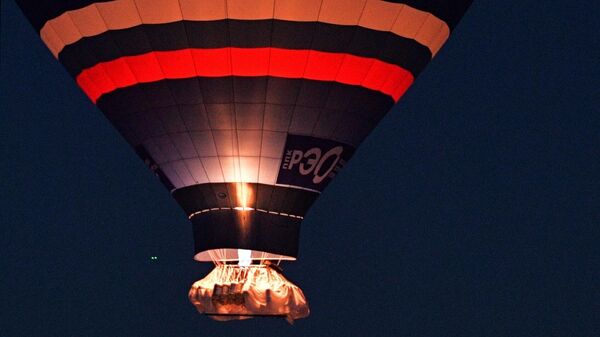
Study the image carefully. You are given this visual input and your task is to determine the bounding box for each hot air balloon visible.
[15,0,472,322]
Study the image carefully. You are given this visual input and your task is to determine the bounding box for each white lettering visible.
[282,150,293,169]
[299,147,321,175]
[288,150,304,170]
[313,146,343,184]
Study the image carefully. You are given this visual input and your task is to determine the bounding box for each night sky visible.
[2,1,599,336]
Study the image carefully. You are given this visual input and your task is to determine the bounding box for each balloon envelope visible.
[15,0,472,272]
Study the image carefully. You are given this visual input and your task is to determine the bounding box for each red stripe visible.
[76,48,414,103]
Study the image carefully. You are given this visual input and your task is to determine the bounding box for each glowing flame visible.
[238,249,252,267]
[234,182,253,211]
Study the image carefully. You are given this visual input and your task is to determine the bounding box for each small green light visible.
[150,256,158,260]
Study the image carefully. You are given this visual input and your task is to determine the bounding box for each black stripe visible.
[173,183,319,217]
[181,182,320,259]
[57,20,432,78]
[191,209,302,258]
[97,77,393,118]
[98,77,394,148]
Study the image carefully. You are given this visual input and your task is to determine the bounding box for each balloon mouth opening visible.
[189,262,309,323]
[194,248,296,263]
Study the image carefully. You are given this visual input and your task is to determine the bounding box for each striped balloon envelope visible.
[16,0,472,321]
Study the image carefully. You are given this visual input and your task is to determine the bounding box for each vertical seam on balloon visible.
[224,0,240,209]
[253,0,278,210]
[65,9,141,150]
[423,14,445,54]
[174,0,220,193]
[48,20,99,102]
[411,12,433,51]
[91,3,154,151]
[310,0,370,145]
[276,0,326,214]
[358,4,410,105]
[325,2,403,147]
[130,0,188,189]
[381,6,417,102]
[224,0,241,195]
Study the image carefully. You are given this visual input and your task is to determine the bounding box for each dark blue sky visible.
[2,1,598,336]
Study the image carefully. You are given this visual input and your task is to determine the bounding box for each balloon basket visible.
[189,263,309,323]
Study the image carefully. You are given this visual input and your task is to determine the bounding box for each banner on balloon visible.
[277,135,354,192]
